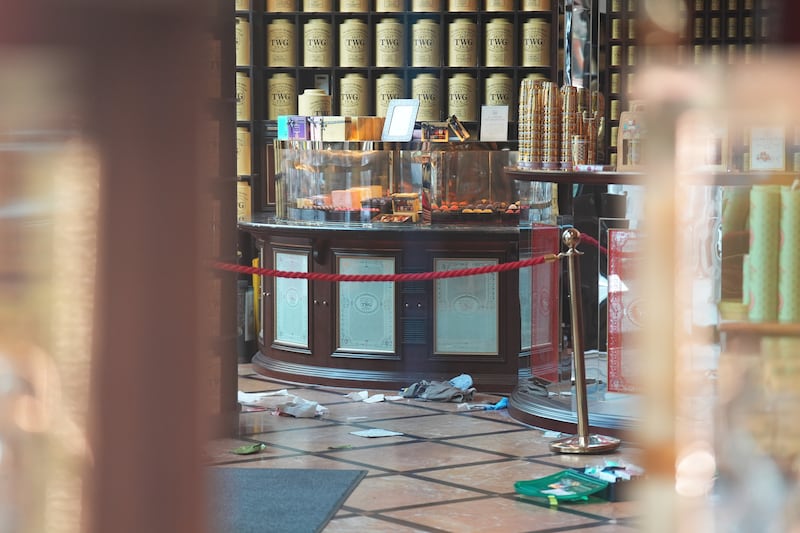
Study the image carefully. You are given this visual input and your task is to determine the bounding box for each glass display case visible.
[274,141,394,223]
[274,140,534,226]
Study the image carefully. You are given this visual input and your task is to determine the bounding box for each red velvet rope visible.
[211,230,606,282]
[578,233,607,255]
[210,254,555,282]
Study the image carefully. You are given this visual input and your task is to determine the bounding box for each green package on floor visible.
[514,470,608,503]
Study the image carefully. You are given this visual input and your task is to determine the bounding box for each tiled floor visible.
[207,365,643,532]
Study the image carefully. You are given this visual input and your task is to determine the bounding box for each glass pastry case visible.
[273,140,535,226]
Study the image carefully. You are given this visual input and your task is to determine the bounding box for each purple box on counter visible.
[277,115,309,140]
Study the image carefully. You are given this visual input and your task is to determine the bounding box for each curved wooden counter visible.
[239,215,527,393]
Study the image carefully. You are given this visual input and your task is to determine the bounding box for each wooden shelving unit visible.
[234,0,563,219]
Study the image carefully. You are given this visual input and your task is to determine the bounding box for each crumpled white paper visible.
[344,391,386,403]
[237,389,289,406]
[350,428,404,438]
[277,397,328,418]
[344,391,369,401]
[363,394,385,403]
[238,390,328,418]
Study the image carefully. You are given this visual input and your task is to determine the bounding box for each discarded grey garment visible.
[517,376,551,397]
[448,373,473,391]
[402,380,476,402]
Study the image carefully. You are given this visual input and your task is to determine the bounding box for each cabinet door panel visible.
[336,255,397,354]
[273,248,311,349]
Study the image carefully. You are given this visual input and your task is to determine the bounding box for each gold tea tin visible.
[412,0,441,11]
[521,0,550,10]
[727,17,737,39]
[235,18,251,67]
[375,0,403,10]
[303,19,332,67]
[375,18,404,67]
[448,18,477,67]
[412,73,440,122]
[485,18,513,67]
[411,19,440,67]
[484,73,513,107]
[448,73,476,121]
[298,88,331,116]
[485,0,513,11]
[267,73,297,119]
[339,18,369,67]
[235,72,251,121]
[611,18,621,40]
[267,19,296,67]
[610,44,622,66]
[339,73,369,116]
[522,18,550,67]
[340,0,368,11]
[449,0,478,10]
[236,127,252,175]
[610,99,620,121]
[610,72,620,94]
[303,0,332,11]
[375,73,404,117]
[266,0,295,10]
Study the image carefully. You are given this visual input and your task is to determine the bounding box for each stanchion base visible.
[549,434,621,454]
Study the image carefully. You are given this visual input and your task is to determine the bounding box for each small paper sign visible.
[479,105,509,141]
[750,126,786,171]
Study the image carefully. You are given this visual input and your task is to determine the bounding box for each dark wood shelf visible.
[706,171,800,186]
[504,166,645,185]
[719,321,800,337]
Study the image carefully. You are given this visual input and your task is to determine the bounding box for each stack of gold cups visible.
[560,85,580,169]
[541,81,560,169]
[518,78,545,167]
[582,111,597,165]
[517,78,533,165]
[517,81,610,169]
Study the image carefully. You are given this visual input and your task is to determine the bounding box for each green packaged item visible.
[514,470,608,503]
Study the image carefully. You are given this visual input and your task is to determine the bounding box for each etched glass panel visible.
[337,256,395,352]
[434,258,498,354]
[274,251,309,348]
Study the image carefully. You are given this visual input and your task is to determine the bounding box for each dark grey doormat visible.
[209,467,366,533]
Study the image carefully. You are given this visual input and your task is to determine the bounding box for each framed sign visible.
[750,126,786,171]
[381,99,419,142]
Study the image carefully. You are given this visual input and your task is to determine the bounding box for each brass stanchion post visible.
[550,228,621,454]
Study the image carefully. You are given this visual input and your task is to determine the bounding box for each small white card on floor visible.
[350,429,404,438]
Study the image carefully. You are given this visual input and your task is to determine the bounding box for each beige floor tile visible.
[253,423,414,453]
[342,474,484,511]
[365,412,524,439]
[416,459,564,494]
[446,428,555,456]
[323,515,431,532]
[331,440,508,471]
[383,496,601,533]
[238,411,336,435]
[324,400,442,423]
